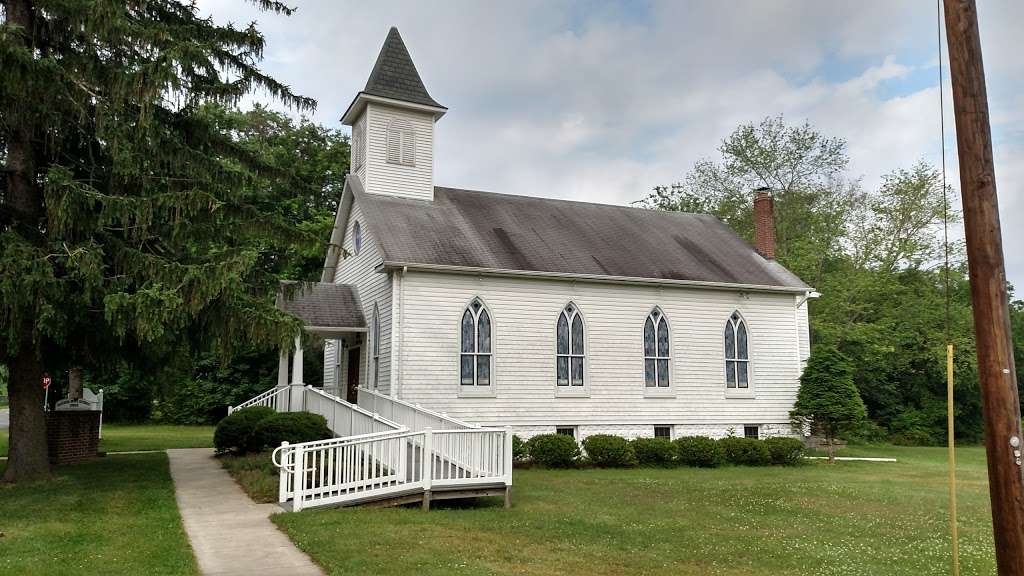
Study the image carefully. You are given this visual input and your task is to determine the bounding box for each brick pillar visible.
[753,188,775,259]
[46,411,101,466]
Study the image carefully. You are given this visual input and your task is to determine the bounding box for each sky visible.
[200,0,1023,292]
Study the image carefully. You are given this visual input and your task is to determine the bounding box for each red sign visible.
[42,374,51,389]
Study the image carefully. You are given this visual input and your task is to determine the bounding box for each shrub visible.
[719,437,771,466]
[631,437,676,467]
[674,436,724,468]
[526,434,580,468]
[582,435,637,468]
[214,406,275,454]
[790,344,867,462]
[512,435,529,462]
[763,437,806,465]
[255,412,333,450]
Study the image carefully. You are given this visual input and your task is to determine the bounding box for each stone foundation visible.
[46,410,101,466]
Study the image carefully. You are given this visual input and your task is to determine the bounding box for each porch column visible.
[277,349,289,389]
[289,334,304,411]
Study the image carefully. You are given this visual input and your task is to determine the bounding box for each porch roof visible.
[277,281,366,334]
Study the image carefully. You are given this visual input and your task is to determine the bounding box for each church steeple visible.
[362,27,444,109]
[343,27,444,202]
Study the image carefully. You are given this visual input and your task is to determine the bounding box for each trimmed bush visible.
[512,435,529,462]
[719,436,771,466]
[631,437,676,467]
[255,412,333,450]
[526,434,580,468]
[582,435,637,468]
[764,437,806,465]
[214,406,275,454]
[674,436,724,468]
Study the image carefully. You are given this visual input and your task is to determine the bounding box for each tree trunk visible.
[67,367,83,400]
[1,334,50,482]
[2,0,49,483]
[826,434,835,464]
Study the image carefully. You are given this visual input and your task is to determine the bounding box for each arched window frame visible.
[555,302,588,396]
[459,297,494,393]
[352,220,362,255]
[643,307,673,395]
[386,119,416,166]
[724,310,753,394]
[370,303,380,389]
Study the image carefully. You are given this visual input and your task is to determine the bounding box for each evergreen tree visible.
[791,345,868,463]
[1,0,314,482]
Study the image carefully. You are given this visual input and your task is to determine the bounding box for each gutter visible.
[379,261,814,295]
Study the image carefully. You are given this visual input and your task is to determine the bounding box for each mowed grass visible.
[273,445,995,576]
[0,453,198,575]
[0,423,214,456]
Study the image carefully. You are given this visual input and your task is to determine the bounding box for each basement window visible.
[556,427,576,439]
[654,426,672,440]
[743,425,759,440]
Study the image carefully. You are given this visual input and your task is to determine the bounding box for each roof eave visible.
[379,261,814,295]
[341,92,448,125]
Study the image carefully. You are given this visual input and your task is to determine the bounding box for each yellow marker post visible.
[947,343,959,576]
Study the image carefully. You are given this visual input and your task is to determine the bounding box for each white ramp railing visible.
[230,385,514,510]
[357,387,477,431]
[274,426,513,511]
[304,386,401,437]
[229,387,290,414]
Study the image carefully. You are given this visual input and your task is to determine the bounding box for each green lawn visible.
[273,445,995,576]
[0,453,198,575]
[0,423,213,456]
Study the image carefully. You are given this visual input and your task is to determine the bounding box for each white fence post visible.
[504,428,514,486]
[293,443,305,512]
[423,428,433,492]
[278,441,290,503]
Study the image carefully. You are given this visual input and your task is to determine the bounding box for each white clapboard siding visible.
[361,102,434,202]
[396,271,809,433]
[322,197,393,394]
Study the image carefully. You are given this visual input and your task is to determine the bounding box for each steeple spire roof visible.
[362,27,443,109]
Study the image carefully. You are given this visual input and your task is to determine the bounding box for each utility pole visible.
[943,1,1024,573]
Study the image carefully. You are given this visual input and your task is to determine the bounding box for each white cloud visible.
[198,0,1024,292]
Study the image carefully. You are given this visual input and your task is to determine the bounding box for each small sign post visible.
[42,372,51,411]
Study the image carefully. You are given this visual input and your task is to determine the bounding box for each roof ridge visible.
[431,186,716,219]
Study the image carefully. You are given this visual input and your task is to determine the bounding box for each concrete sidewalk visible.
[167,448,324,576]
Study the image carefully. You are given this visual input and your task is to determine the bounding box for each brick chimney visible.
[753,188,775,259]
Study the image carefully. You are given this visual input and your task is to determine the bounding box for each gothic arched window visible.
[460,298,492,386]
[556,303,585,387]
[644,308,670,388]
[724,311,750,389]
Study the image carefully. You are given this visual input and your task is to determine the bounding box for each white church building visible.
[289,28,814,443]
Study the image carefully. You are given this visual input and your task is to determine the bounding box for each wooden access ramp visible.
[251,386,512,511]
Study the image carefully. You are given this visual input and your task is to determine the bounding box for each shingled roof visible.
[361,27,443,109]
[277,282,365,329]
[352,186,809,291]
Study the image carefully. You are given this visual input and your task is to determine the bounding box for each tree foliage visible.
[791,345,868,462]
[1,0,315,482]
[643,116,1014,445]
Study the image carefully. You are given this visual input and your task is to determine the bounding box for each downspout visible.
[794,290,820,367]
[393,266,407,399]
